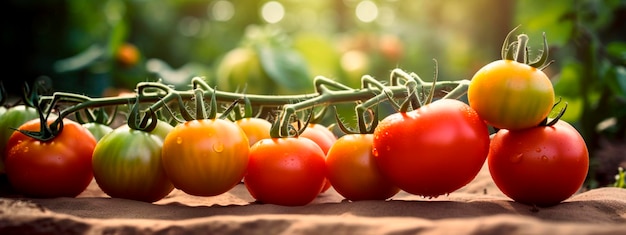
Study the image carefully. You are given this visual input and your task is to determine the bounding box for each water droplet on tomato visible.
[176,137,183,144]
[510,153,523,163]
[372,148,379,157]
[535,148,542,153]
[541,155,548,161]
[23,147,29,153]
[213,143,224,152]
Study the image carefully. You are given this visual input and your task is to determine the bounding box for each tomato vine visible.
[23,67,469,140]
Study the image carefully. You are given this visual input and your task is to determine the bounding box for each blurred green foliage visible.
[3,0,626,187]
[516,0,626,187]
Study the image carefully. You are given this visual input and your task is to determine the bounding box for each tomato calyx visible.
[539,97,568,127]
[334,106,378,134]
[501,25,554,70]
[74,106,117,126]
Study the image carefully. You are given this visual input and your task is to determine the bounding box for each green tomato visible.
[150,120,174,140]
[82,122,114,142]
[0,105,40,173]
[216,47,273,95]
[92,124,174,202]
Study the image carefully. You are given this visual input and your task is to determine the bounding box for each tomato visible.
[235,117,272,146]
[488,120,589,207]
[216,47,273,95]
[92,122,174,202]
[372,99,490,198]
[5,118,96,198]
[468,60,555,130]
[161,119,249,196]
[244,137,326,206]
[116,42,140,68]
[300,123,337,153]
[0,105,39,173]
[325,134,399,201]
[82,122,113,142]
[299,123,337,193]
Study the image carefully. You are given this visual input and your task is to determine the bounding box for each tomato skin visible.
[372,99,490,197]
[488,120,589,207]
[92,124,174,202]
[300,123,337,154]
[5,118,96,198]
[235,117,272,146]
[300,123,337,193]
[161,119,249,196]
[0,105,39,173]
[244,137,326,206]
[82,122,114,142]
[326,134,399,201]
[468,60,555,130]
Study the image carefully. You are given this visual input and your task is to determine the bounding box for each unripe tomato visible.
[468,60,555,130]
[216,47,273,95]
[92,123,174,202]
[0,105,40,173]
[82,122,113,142]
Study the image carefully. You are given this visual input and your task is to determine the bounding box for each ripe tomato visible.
[372,99,490,198]
[0,105,39,173]
[299,123,337,193]
[326,134,399,201]
[488,120,589,207]
[244,137,326,206]
[92,122,174,202]
[5,118,96,197]
[116,42,140,68]
[300,123,337,154]
[161,119,249,196]
[235,117,272,146]
[468,60,555,130]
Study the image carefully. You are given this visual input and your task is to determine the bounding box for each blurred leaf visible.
[106,19,129,59]
[606,66,626,99]
[293,32,341,79]
[557,96,583,124]
[256,45,312,92]
[53,45,106,73]
[606,42,626,64]
[553,60,582,97]
[514,0,574,47]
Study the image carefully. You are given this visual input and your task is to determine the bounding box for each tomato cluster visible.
[468,59,589,207]
[0,30,590,208]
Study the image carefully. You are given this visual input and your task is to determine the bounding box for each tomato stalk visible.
[501,26,553,70]
[34,68,469,140]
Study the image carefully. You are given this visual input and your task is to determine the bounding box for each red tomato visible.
[161,119,249,196]
[244,137,326,206]
[235,117,272,146]
[372,99,490,198]
[488,120,589,207]
[5,118,96,198]
[326,134,400,201]
[299,123,337,193]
